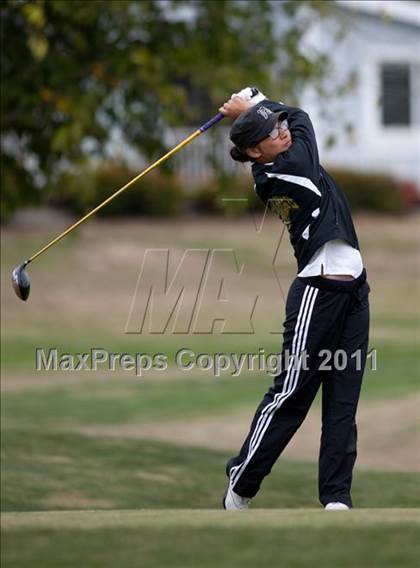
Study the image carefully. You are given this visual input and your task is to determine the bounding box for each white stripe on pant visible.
[230,285,319,490]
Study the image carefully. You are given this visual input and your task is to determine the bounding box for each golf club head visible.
[12,262,31,301]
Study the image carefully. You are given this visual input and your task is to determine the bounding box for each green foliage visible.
[1,0,343,219]
[0,155,40,222]
[193,167,408,216]
[192,173,263,216]
[328,168,406,213]
[49,160,183,216]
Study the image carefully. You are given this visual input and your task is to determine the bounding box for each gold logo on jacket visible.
[269,197,299,226]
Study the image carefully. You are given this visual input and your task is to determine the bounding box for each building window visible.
[380,63,411,126]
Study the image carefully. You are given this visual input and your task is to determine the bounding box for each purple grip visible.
[199,112,224,132]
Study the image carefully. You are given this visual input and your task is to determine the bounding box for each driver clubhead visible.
[12,263,31,301]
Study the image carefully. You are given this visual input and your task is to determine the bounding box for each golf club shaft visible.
[26,113,224,264]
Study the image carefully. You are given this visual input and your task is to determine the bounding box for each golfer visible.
[219,88,370,510]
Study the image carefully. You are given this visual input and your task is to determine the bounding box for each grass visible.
[2,340,419,439]
[1,374,272,426]
[2,215,419,358]
[2,215,420,566]
[2,431,420,512]
[4,508,420,529]
[2,510,420,568]
[2,216,419,405]
[2,431,420,567]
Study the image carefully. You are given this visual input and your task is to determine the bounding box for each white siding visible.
[299,4,420,188]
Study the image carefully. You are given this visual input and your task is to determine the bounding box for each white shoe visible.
[325,502,350,510]
[223,486,251,510]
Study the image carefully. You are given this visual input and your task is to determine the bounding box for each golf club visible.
[11,112,225,301]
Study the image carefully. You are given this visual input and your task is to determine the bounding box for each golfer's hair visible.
[230,146,255,163]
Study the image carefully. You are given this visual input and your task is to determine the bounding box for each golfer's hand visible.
[234,87,267,105]
[219,96,252,118]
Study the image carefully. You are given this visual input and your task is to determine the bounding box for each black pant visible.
[227,269,370,508]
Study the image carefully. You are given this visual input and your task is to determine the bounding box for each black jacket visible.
[252,100,359,273]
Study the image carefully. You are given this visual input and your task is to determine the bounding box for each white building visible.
[301,0,420,190]
[172,0,420,192]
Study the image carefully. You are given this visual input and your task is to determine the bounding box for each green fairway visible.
[2,339,418,404]
[2,215,419,567]
[2,434,420,512]
[2,509,420,568]
[2,216,419,404]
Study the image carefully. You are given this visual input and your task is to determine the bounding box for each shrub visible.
[193,169,408,217]
[327,168,406,213]
[49,160,183,217]
[45,162,411,219]
[192,173,263,217]
[396,180,420,207]
[1,157,41,223]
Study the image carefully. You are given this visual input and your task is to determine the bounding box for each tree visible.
[1,0,345,218]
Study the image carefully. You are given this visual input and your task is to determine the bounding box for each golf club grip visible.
[199,112,224,132]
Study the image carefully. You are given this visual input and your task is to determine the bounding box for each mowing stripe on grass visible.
[2,509,420,531]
